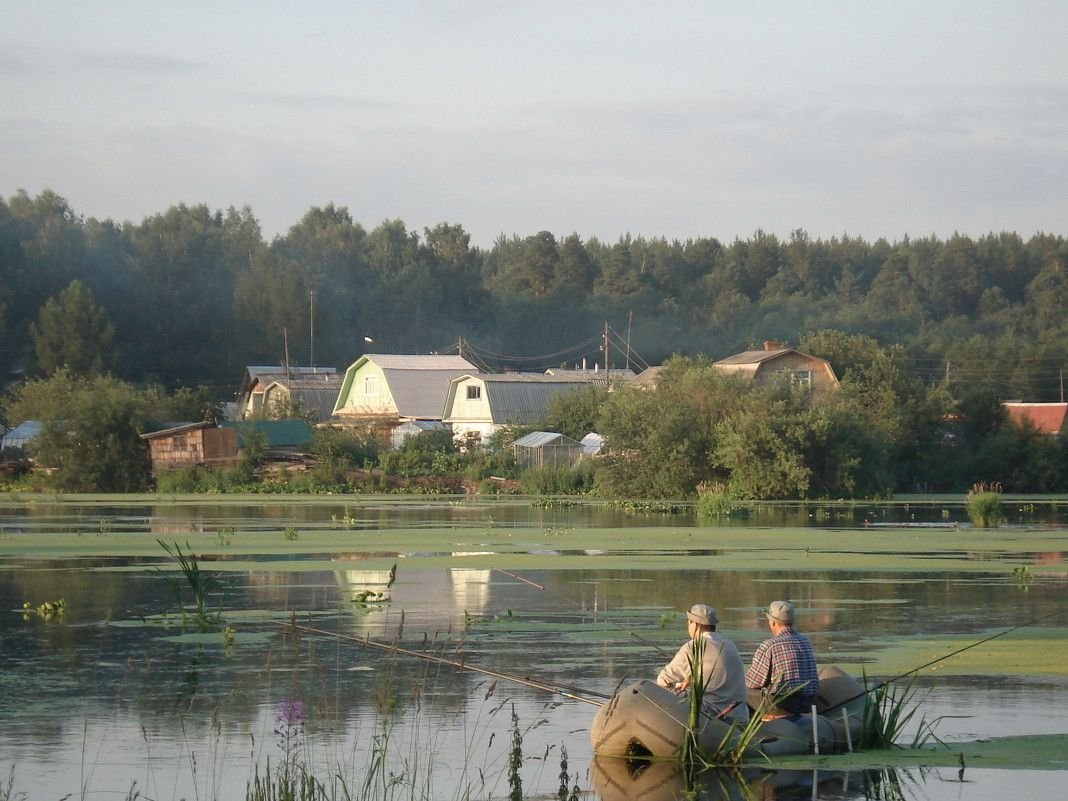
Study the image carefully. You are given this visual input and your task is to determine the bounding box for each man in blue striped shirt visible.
[745,600,819,717]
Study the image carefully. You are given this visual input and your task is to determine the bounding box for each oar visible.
[493,567,672,657]
[824,608,1062,711]
[269,619,608,707]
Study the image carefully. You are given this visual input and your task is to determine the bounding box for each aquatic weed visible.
[965,482,1003,528]
[157,539,222,630]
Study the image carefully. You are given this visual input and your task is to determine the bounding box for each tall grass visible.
[157,539,222,630]
[859,676,941,750]
[965,481,1003,528]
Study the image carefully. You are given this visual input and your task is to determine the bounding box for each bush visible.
[518,462,595,495]
[695,482,737,521]
[965,481,1003,528]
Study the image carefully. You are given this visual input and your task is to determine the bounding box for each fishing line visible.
[825,608,1062,711]
[493,567,672,657]
[269,619,608,707]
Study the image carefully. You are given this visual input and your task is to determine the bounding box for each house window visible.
[174,435,188,450]
[774,368,813,388]
[466,385,481,400]
[364,376,378,396]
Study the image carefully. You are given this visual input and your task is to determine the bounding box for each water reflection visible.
[591,758,920,801]
[1,500,1067,799]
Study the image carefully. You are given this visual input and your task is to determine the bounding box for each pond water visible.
[1,496,1066,800]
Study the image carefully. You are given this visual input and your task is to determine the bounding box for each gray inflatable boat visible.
[590,665,865,759]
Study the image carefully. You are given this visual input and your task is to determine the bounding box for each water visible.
[1,497,1066,799]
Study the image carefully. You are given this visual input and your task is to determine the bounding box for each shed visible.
[219,420,314,452]
[140,422,238,471]
[512,431,584,469]
[391,420,446,450]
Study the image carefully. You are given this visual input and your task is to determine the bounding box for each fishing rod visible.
[493,567,672,657]
[825,608,1062,711]
[269,619,608,707]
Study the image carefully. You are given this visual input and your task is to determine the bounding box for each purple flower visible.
[276,699,305,728]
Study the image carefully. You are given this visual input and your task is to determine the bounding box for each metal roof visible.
[386,367,476,419]
[1003,402,1067,435]
[239,365,337,396]
[714,348,796,366]
[366,354,475,371]
[478,374,595,425]
[219,420,313,448]
[543,368,637,384]
[262,374,343,422]
[140,421,212,440]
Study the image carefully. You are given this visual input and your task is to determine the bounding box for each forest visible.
[1,189,1067,496]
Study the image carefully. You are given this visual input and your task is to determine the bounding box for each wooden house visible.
[140,422,238,472]
[332,354,478,424]
[713,341,839,390]
[260,372,343,422]
[237,365,337,420]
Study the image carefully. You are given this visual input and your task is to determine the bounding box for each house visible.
[713,341,839,390]
[237,365,337,420]
[442,373,607,444]
[332,354,478,424]
[140,422,238,472]
[512,431,584,469]
[1003,402,1067,436]
[260,373,343,422]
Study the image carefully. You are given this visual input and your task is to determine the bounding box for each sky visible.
[2,1,1066,247]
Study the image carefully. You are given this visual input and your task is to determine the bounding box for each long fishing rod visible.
[826,608,1062,711]
[493,567,672,657]
[269,619,608,707]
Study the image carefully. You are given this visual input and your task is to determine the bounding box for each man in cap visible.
[745,600,819,717]
[656,603,749,723]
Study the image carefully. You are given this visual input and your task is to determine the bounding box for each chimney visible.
[762,340,781,351]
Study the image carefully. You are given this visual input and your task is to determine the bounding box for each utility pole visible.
[603,321,610,386]
[283,327,291,378]
[309,290,315,371]
[1060,368,1064,403]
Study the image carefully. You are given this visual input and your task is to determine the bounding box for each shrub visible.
[965,481,1003,528]
[518,462,595,495]
[695,481,737,521]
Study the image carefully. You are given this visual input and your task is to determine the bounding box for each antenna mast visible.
[309,290,315,371]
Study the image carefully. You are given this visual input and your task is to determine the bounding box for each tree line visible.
[2,189,1067,402]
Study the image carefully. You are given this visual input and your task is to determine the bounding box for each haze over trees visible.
[2,189,1067,495]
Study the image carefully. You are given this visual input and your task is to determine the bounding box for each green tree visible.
[542,385,608,440]
[30,280,115,376]
[5,372,153,491]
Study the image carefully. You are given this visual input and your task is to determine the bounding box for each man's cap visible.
[687,603,718,627]
[765,600,795,624]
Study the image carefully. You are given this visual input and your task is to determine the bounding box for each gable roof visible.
[335,354,479,419]
[1003,402,1068,435]
[714,347,800,366]
[239,365,335,398]
[262,373,343,422]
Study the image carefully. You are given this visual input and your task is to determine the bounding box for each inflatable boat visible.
[590,665,866,759]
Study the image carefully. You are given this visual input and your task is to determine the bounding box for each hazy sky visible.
[3,1,1066,246]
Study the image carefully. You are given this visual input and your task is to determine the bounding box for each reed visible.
[965,482,1003,528]
[859,675,941,750]
[157,538,223,630]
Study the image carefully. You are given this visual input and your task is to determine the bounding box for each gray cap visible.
[766,600,795,624]
[687,603,718,627]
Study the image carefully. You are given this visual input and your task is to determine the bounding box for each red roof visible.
[1003,403,1068,435]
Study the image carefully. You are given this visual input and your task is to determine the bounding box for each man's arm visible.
[744,640,772,689]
